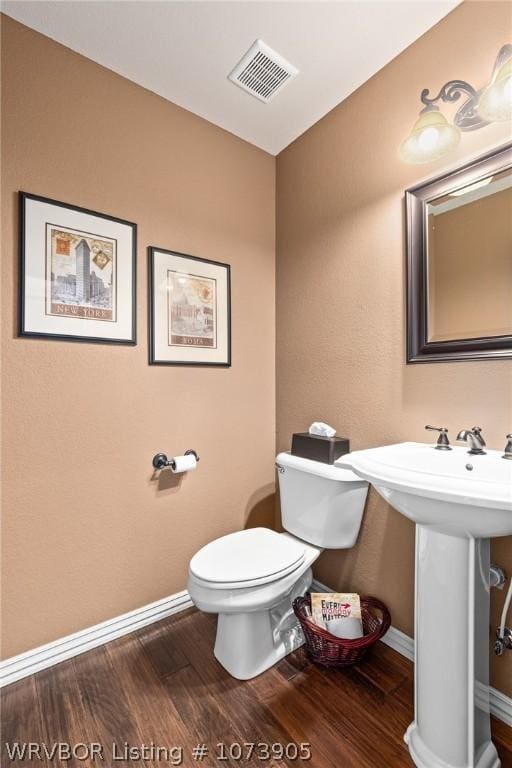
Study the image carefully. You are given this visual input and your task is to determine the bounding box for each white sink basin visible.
[341,442,512,538]
[340,441,512,768]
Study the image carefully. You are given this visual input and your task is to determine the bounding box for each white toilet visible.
[187,452,369,679]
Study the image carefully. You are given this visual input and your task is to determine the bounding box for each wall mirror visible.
[406,143,512,362]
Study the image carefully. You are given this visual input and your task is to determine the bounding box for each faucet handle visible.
[503,434,512,460]
[425,425,451,450]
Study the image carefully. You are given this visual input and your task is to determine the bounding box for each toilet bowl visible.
[187,452,369,679]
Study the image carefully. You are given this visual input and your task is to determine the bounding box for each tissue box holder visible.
[291,433,349,464]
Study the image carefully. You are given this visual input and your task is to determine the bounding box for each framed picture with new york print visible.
[148,246,231,366]
[19,192,136,344]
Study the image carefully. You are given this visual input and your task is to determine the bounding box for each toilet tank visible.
[276,452,368,549]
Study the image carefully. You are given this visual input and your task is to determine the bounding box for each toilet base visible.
[213,568,312,679]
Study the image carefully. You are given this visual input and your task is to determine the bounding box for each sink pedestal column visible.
[405,526,500,768]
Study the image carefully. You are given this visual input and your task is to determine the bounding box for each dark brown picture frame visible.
[19,192,137,345]
[405,143,512,363]
[148,246,231,367]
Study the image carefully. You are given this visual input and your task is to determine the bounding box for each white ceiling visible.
[2,0,461,155]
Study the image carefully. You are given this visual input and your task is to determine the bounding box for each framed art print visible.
[19,192,136,344]
[149,247,231,366]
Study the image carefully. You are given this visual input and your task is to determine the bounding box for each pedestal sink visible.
[340,442,512,768]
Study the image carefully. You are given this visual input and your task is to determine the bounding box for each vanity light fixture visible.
[479,52,512,122]
[400,44,512,164]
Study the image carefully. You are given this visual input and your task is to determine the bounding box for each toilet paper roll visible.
[325,616,364,640]
[171,454,197,473]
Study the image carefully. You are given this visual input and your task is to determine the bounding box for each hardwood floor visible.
[2,608,511,767]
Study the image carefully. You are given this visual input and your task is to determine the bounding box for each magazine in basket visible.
[310,593,364,639]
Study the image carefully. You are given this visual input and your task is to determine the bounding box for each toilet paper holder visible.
[152,449,200,471]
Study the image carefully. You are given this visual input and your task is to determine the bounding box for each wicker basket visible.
[293,594,391,668]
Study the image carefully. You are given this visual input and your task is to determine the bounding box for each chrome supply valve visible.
[494,628,512,656]
[502,434,512,460]
[456,427,486,455]
[425,425,451,450]
[490,564,507,589]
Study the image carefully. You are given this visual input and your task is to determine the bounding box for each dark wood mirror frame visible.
[405,142,512,363]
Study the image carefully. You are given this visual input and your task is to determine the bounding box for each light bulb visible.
[400,108,460,164]
[479,57,512,122]
[418,126,440,152]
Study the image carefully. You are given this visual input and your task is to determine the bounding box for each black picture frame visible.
[148,246,231,367]
[405,143,512,363]
[19,191,137,345]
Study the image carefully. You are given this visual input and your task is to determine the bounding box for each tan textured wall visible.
[1,16,276,658]
[428,188,512,341]
[276,1,512,696]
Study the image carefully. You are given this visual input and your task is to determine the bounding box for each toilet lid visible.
[190,528,305,586]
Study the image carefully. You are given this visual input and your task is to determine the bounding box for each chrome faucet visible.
[503,434,512,460]
[457,427,486,455]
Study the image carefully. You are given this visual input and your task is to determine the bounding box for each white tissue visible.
[309,421,336,438]
[171,454,197,473]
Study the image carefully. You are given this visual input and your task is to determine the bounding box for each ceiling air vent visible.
[228,39,298,103]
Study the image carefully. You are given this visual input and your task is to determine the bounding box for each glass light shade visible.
[478,58,512,122]
[400,109,460,164]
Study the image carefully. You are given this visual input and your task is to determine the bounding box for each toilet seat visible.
[189,528,306,589]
